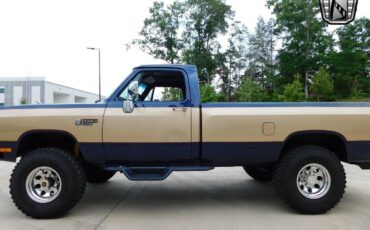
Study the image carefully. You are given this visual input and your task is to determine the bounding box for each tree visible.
[237,79,268,102]
[280,74,305,102]
[132,1,185,64]
[216,21,249,100]
[246,17,276,94]
[133,0,370,102]
[267,0,334,99]
[200,84,222,102]
[134,0,235,85]
[330,18,370,98]
[181,0,234,83]
[311,67,333,101]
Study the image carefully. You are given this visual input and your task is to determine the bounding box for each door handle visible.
[172,107,187,112]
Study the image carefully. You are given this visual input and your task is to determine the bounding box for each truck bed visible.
[201,102,370,166]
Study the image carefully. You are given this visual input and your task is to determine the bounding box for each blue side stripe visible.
[0,103,107,110]
[2,102,370,110]
[202,102,370,108]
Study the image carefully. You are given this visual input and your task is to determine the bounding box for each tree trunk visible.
[305,71,309,100]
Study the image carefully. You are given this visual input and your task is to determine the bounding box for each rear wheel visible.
[10,148,86,218]
[273,145,346,214]
[243,165,274,182]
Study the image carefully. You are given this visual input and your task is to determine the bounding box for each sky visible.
[0,0,369,96]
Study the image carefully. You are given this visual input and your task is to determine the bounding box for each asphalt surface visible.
[1,161,370,230]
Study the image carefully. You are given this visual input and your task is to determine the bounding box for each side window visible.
[144,88,154,101]
[118,73,145,101]
[152,87,184,102]
[118,71,186,102]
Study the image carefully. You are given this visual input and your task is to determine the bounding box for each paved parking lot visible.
[0,161,370,230]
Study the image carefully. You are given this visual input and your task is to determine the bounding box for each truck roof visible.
[135,64,197,72]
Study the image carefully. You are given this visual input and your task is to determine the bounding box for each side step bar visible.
[104,166,214,181]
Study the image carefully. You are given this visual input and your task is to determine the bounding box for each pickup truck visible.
[1,64,370,218]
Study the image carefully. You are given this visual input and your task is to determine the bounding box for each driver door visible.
[103,70,192,165]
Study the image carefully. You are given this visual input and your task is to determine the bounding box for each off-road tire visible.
[10,148,87,218]
[273,145,346,214]
[243,165,273,182]
[85,164,116,183]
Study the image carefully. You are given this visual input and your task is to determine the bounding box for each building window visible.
[13,86,23,105]
[31,86,41,104]
[0,87,5,106]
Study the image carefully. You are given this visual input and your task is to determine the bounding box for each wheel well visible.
[281,132,348,162]
[16,131,80,158]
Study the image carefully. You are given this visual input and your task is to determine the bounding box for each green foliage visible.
[20,98,28,105]
[281,74,305,102]
[200,84,221,102]
[237,79,268,102]
[246,17,275,92]
[217,21,249,99]
[267,0,334,84]
[132,1,184,64]
[133,0,234,83]
[330,18,370,98]
[311,68,333,101]
[162,87,184,101]
[351,76,366,99]
[182,0,234,83]
[134,1,369,102]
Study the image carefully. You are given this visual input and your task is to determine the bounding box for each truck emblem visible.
[319,0,358,25]
[75,119,98,126]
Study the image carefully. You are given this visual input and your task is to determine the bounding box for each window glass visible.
[152,87,184,101]
[118,71,185,102]
[118,73,142,101]
[0,87,5,105]
[144,88,154,101]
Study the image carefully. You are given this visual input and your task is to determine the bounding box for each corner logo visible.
[319,0,358,25]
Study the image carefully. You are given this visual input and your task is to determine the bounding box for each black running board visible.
[104,166,214,181]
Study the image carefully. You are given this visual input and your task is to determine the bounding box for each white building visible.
[0,77,101,106]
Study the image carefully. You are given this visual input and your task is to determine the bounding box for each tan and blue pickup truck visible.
[1,64,370,218]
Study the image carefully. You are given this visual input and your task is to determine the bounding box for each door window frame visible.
[108,68,192,108]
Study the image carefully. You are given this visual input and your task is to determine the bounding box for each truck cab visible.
[103,65,199,165]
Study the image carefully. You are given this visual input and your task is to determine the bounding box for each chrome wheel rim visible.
[296,163,331,199]
[25,167,62,203]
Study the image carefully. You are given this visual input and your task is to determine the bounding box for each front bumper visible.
[0,142,17,162]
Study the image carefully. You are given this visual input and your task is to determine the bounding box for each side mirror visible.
[123,100,135,113]
[122,81,139,113]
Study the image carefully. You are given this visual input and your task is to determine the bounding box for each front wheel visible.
[10,148,87,218]
[273,145,346,214]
